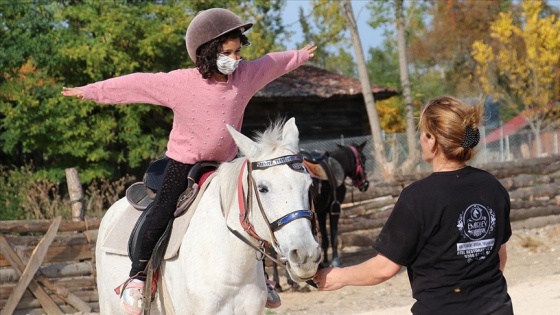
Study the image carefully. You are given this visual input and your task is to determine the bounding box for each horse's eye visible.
[258,185,269,193]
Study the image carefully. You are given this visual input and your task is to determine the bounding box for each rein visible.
[229,154,316,268]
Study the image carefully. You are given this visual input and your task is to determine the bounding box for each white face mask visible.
[216,54,240,75]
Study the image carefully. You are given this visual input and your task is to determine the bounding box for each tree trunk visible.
[342,0,393,179]
[395,0,420,174]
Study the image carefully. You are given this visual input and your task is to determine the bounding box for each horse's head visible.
[226,118,322,282]
[338,141,369,192]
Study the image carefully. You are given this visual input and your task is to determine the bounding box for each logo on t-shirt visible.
[456,204,497,262]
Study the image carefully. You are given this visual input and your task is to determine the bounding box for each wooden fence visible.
[0,156,558,314]
[0,218,101,314]
[337,156,560,249]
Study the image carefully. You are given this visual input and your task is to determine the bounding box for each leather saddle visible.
[301,150,344,187]
[126,157,220,217]
[125,157,219,272]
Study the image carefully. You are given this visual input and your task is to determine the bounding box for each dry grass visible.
[23,179,68,220]
[85,175,136,217]
[1,164,136,220]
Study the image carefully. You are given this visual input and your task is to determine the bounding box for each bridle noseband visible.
[231,154,316,267]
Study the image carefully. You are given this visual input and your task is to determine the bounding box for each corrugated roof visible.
[254,65,398,100]
[484,113,529,144]
[484,103,560,144]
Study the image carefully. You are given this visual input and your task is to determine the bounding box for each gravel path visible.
[271,224,560,315]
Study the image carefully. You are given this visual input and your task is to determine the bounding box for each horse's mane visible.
[218,119,297,212]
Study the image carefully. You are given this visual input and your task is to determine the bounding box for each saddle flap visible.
[101,172,218,261]
[144,156,169,192]
[328,157,345,187]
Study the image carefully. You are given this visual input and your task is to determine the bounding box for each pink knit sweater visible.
[80,49,310,164]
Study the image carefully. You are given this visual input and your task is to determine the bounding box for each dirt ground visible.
[269,223,560,315]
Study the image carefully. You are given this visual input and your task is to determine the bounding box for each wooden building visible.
[242,65,398,140]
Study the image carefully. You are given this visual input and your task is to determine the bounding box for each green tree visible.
[0,0,286,183]
[410,0,510,97]
[367,0,430,173]
[297,0,356,77]
[472,0,560,156]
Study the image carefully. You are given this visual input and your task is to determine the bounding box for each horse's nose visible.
[288,248,305,264]
[359,180,370,192]
[288,244,322,265]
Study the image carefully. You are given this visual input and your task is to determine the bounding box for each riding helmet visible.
[185,8,253,63]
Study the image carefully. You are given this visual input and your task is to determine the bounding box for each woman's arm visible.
[498,244,507,272]
[313,253,402,291]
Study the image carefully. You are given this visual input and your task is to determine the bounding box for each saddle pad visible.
[328,157,345,187]
[303,158,345,187]
[100,172,217,260]
[303,160,328,180]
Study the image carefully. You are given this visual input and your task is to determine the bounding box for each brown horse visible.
[268,142,369,291]
[306,142,369,267]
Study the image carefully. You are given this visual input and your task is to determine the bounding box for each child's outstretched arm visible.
[242,44,318,92]
[61,87,85,99]
[59,73,181,107]
[301,44,317,58]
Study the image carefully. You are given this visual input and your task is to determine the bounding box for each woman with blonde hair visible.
[313,96,513,315]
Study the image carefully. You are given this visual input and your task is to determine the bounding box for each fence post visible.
[480,126,487,164]
[65,168,85,221]
[499,121,504,162]
[555,132,558,155]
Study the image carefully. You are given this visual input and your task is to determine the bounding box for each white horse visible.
[96,118,322,314]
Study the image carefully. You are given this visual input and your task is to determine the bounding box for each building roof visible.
[254,65,398,100]
[484,103,560,144]
[484,113,529,144]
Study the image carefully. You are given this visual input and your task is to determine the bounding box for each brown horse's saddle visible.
[301,150,345,187]
[301,150,345,215]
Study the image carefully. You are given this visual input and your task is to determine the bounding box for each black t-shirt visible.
[373,166,512,315]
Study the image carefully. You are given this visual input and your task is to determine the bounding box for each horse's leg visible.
[329,212,342,267]
[317,210,330,267]
[266,257,283,292]
[271,260,282,291]
[330,185,347,267]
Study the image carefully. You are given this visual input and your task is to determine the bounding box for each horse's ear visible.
[357,140,367,151]
[282,118,300,152]
[226,124,257,157]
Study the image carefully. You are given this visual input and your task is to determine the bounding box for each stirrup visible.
[265,279,281,309]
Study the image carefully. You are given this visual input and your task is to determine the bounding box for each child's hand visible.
[302,44,317,58]
[61,87,84,99]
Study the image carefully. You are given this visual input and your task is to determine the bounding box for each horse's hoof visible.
[319,261,330,269]
[330,257,343,267]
